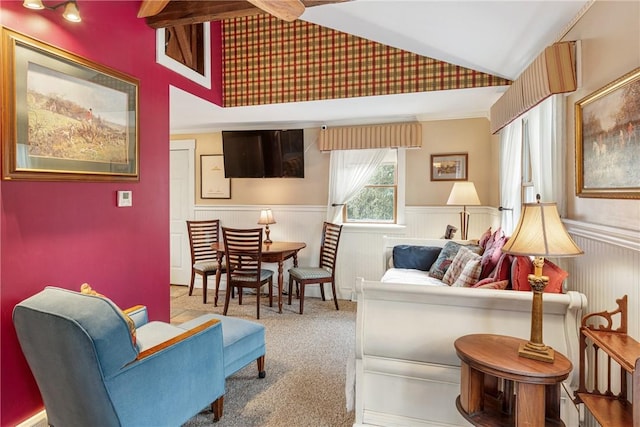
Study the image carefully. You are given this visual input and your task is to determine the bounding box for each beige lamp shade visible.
[257,209,276,225]
[502,202,583,257]
[446,182,481,206]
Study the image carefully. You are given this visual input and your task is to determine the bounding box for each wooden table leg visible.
[215,252,223,307]
[516,382,544,426]
[460,361,484,415]
[545,383,561,421]
[277,260,284,313]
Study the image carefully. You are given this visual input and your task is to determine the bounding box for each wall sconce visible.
[23,0,82,23]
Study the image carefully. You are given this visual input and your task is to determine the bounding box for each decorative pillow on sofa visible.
[451,256,482,287]
[479,233,507,280]
[478,227,492,249]
[474,279,509,290]
[442,246,481,285]
[392,245,442,271]
[510,257,568,293]
[428,241,482,280]
[80,283,137,345]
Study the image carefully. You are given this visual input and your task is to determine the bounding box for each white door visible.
[170,140,195,285]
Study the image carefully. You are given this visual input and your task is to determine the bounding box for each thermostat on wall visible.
[117,190,132,207]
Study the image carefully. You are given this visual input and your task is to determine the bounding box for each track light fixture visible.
[23,0,81,23]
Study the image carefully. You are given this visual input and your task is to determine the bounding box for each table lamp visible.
[257,208,276,244]
[446,182,480,240]
[501,195,583,362]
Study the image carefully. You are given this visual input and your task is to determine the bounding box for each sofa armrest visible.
[123,305,148,327]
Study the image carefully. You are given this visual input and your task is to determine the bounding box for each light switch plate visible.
[117,190,132,207]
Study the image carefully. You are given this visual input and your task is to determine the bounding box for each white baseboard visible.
[15,410,47,427]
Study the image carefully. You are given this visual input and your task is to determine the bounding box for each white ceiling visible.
[170,0,590,133]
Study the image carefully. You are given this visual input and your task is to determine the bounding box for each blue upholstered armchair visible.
[13,287,226,427]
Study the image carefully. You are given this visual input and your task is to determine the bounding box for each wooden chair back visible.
[187,220,220,265]
[222,227,264,285]
[319,222,343,275]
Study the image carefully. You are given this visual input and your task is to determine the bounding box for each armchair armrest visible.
[123,305,148,327]
[136,319,220,360]
[107,318,225,427]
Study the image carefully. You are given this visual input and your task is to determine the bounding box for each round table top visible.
[454,334,572,384]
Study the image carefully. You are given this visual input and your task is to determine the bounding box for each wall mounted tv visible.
[222,129,304,178]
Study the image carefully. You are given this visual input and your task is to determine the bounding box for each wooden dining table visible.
[212,241,307,313]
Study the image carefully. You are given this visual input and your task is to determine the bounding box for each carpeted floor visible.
[171,285,357,427]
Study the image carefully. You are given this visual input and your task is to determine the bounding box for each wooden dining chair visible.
[222,227,274,319]
[186,219,225,305]
[288,222,343,314]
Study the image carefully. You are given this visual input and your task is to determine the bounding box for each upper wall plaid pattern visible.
[222,15,511,107]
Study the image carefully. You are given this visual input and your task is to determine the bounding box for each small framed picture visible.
[430,153,468,181]
[201,155,230,199]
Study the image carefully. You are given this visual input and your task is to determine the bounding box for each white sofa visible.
[352,237,587,427]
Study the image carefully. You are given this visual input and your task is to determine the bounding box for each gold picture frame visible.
[576,67,640,198]
[430,153,468,181]
[1,28,139,182]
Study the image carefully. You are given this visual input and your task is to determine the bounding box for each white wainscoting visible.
[193,205,499,299]
[563,219,640,427]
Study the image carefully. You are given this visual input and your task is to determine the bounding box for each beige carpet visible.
[171,285,357,427]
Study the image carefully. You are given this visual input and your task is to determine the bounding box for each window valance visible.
[490,41,577,134]
[318,122,422,151]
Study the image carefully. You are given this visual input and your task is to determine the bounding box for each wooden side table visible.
[454,334,572,427]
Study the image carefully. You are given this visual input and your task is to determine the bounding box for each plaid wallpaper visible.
[222,15,511,107]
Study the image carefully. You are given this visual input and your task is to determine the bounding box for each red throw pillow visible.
[479,227,492,249]
[475,280,509,290]
[479,234,507,280]
[511,256,568,293]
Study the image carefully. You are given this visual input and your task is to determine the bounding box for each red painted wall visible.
[0,1,222,425]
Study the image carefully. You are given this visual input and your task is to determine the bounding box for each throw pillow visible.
[479,234,507,280]
[479,227,492,249]
[452,257,482,287]
[428,241,482,280]
[475,280,509,290]
[392,245,442,271]
[442,246,481,285]
[80,283,137,345]
[510,257,568,293]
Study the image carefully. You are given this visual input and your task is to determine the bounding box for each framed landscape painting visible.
[1,28,139,181]
[576,67,640,198]
[430,153,468,181]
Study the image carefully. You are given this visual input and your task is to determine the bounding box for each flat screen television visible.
[222,129,304,178]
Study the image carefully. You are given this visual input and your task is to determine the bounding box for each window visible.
[345,150,398,223]
[521,119,536,203]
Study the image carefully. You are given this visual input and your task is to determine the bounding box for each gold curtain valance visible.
[318,122,422,151]
[490,41,577,134]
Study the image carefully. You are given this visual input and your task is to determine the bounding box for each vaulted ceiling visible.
[162,0,592,133]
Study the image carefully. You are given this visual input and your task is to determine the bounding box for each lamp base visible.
[518,341,555,363]
[264,225,272,244]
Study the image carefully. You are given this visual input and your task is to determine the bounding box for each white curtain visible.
[326,148,390,223]
[499,119,522,235]
[527,95,566,215]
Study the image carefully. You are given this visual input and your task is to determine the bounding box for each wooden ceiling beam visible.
[144,0,350,29]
